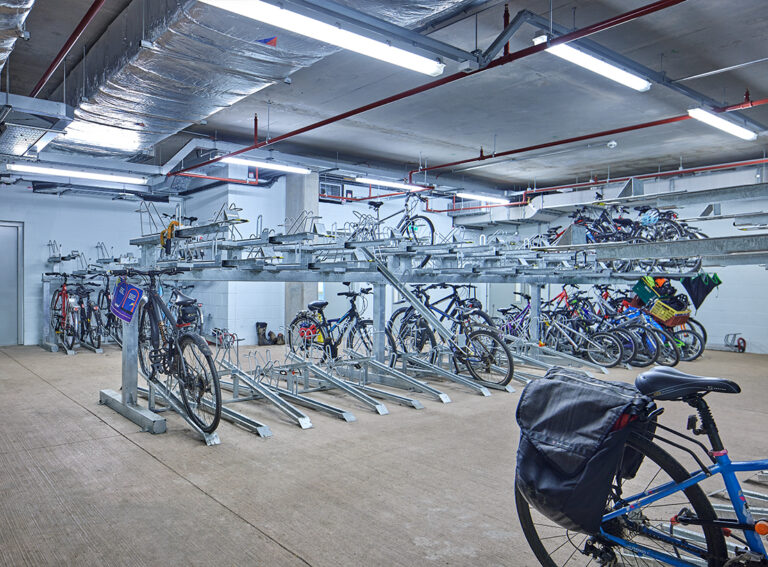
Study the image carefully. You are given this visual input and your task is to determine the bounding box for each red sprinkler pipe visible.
[169,0,685,178]
[411,96,768,181]
[29,0,105,98]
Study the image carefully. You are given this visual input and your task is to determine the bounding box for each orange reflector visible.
[756,520,768,536]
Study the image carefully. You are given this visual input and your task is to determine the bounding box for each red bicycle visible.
[46,272,79,350]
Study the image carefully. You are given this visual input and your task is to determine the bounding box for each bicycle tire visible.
[652,327,680,367]
[685,317,708,347]
[626,324,660,367]
[137,305,155,379]
[463,328,514,386]
[673,328,704,361]
[177,333,221,434]
[394,313,437,365]
[401,215,434,269]
[346,320,374,357]
[516,433,727,567]
[386,306,410,350]
[584,331,623,368]
[613,329,637,364]
[50,289,62,334]
[63,309,77,350]
[89,307,103,349]
[288,313,336,362]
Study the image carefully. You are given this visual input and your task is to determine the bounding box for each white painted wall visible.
[0,183,176,345]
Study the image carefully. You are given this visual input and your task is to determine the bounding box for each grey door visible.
[0,224,20,345]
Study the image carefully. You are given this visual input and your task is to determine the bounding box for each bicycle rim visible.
[177,335,221,433]
[464,329,513,385]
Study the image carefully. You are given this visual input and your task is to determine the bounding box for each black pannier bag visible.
[515,367,654,534]
[179,305,198,325]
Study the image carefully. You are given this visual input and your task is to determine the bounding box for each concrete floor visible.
[0,346,765,566]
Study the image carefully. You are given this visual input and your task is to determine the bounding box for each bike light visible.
[756,520,768,536]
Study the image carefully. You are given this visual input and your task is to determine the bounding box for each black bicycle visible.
[89,273,124,347]
[71,282,104,349]
[111,268,221,433]
[288,282,374,362]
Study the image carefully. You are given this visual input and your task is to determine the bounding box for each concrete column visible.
[285,172,320,326]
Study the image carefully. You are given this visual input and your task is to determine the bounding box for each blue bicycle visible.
[517,367,768,566]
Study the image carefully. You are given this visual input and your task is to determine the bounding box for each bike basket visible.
[632,277,660,304]
[516,367,654,534]
[649,300,690,326]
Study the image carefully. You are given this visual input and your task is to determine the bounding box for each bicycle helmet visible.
[640,209,659,226]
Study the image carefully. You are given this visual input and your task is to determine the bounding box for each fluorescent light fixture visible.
[456,192,509,204]
[687,108,758,141]
[355,177,423,191]
[222,157,311,174]
[60,121,144,153]
[198,0,445,76]
[533,35,651,92]
[6,163,148,185]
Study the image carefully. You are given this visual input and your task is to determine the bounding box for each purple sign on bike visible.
[110,279,144,323]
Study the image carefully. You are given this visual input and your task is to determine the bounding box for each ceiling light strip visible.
[455,192,509,204]
[687,108,758,141]
[533,35,651,91]
[6,163,148,185]
[198,0,444,76]
[222,157,311,174]
[355,177,426,191]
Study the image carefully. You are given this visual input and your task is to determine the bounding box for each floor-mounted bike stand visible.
[99,305,270,445]
[332,355,424,410]
[394,351,491,396]
[287,352,389,415]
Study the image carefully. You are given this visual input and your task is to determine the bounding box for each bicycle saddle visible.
[367,201,384,210]
[498,307,515,315]
[307,300,328,312]
[635,367,740,401]
[172,291,196,306]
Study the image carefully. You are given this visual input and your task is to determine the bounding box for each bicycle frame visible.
[601,454,768,566]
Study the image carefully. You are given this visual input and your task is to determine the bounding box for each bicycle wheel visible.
[685,317,708,347]
[462,308,496,331]
[652,328,680,367]
[543,324,575,355]
[613,329,637,364]
[111,315,123,348]
[288,314,335,363]
[401,215,434,268]
[347,320,374,357]
[50,289,62,334]
[626,325,660,367]
[673,329,704,361]
[177,334,221,434]
[516,433,727,566]
[463,328,514,386]
[584,332,623,368]
[397,314,437,363]
[88,308,103,349]
[63,308,78,350]
[138,305,155,379]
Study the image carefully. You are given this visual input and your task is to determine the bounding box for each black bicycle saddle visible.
[368,201,384,210]
[635,367,740,401]
[307,300,328,312]
[173,291,196,306]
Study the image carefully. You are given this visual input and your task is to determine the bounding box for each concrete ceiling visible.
[7,0,768,190]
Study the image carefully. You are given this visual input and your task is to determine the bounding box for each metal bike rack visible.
[394,351,491,396]
[286,352,388,415]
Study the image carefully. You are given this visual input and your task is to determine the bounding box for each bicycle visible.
[94,273,123,347]
[288,282,375,362]
[112,268,221,434]
[387,288,514,386]
[517,366,768,567]
[46,272,80,350]
[349,193,435,267]
[71,282,103,349]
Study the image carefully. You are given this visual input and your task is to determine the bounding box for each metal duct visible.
[0,0,35,71]
[49,0,470,158]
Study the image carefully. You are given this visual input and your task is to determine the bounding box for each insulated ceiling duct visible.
[0,0,35,71]
[48,0,471,158]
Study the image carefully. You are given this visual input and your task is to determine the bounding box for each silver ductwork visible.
[48,0,471,158]
[0,0,35,70]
